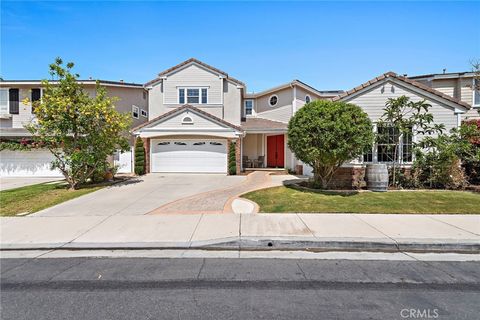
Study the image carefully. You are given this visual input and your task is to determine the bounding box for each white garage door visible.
[151,139,227,173]
[0,150,63,177]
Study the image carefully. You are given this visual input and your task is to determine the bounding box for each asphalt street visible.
[1,257,479,320]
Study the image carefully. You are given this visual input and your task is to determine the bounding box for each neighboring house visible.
[409,71,480,119]
[1,58,474,187]
[0,80,148,177]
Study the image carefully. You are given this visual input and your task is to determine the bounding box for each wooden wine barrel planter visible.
[366,164,388,192]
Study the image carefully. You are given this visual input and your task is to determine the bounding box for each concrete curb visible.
[2,237,479,254]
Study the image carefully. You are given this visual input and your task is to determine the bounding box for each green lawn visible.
[0,182,104,217]
[242,186,480,214]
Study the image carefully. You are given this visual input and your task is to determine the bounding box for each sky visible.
[1,1,479,92]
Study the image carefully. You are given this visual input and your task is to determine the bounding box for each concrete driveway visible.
[33,174,246,217]
[0,177,64,191]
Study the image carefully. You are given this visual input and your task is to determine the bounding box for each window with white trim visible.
[178,88,208,104]
[0,89,8,114]
[132,105,139,119]
[179,88,185,104]
[269,95,278,107]
[244,100,254,115]
[474,79,480,107]
[373,125,413,163]
[305,95,311,103]
[140,109,147,118]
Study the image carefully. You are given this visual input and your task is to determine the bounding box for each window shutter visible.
[9,89,19,114]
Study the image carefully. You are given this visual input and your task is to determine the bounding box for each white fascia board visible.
[138,130,241,138]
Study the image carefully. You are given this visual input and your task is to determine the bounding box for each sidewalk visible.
[1,213,479,253]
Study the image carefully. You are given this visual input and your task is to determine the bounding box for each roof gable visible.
[132,105,242,132]
[145,58,245,87]
[248,79,340,99]
[333,72,471,110]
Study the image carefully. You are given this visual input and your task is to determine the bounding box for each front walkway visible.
[1,213,478,252]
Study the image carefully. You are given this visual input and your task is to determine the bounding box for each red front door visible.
[267,134,285,168]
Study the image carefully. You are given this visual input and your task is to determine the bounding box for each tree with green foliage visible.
[377,96,444,187]
[228,141,237,175]
[25,58,131,190]
[288,100,374,189]
[134,137,146,175]
[414,121,480,188]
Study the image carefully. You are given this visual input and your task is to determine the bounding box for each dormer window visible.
[178,87,208,104]
[182,116,194,125]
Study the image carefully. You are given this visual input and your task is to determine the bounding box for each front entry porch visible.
[241,133,287,171]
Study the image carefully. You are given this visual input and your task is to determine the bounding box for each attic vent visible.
[182,116,194,125]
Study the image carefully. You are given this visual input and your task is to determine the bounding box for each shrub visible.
[288,100,373,189]
[228,141,237,175]
[134,137,145,175]
[412,122,479,189]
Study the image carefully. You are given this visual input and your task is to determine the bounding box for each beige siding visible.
[223,81,242,126]
[463,108,480,120]
[256,105,292,123]
[431,79,457,99]
[0,85,36,129]
[255,87,292,114]
[0,84,147,130]
[254,87,293,123]
[197,106,223,119]
[163,64,223,105]
[148,65,242,126]
[105,86,148,129]
[148,83,164,119]
[346,80,459,134]
[460,78,474,106]
[243,134,264,160]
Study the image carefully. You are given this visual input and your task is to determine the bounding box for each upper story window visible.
[0,88,19,115]
[474,79,480,107]
[140,109,148,118]
[305,95,311,104]
[132,105,139,119]
[244,100,254,115]
[178,88,208,104]
[269,95,278,107]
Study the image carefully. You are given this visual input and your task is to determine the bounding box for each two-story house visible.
[132,59,339,174]
[0,80,148,177]
[133,59,471,184]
